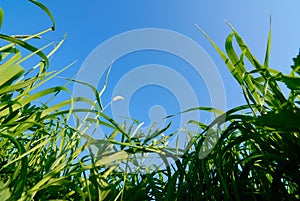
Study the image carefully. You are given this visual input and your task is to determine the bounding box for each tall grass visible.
[161,22,300,200]
[1,1,299,200]
[0,2,173,200]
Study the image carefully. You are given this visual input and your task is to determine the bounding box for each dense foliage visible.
[0,1,299,200]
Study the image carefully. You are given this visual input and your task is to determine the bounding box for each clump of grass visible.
[0,2,174,200]
[160,21,300,200]
[1,1,300,200]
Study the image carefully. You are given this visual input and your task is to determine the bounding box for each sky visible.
[1,0,300,136]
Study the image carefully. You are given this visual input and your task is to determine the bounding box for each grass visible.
[168,21,300,200]
[0,1,299,201]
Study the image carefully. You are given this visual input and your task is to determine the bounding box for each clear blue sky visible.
[1,1,300,133]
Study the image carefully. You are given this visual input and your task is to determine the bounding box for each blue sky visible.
[1,1,300,133]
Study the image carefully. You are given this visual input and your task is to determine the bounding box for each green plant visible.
[161,22,300,200]
[0,2,174,200]
[2,1,299,200]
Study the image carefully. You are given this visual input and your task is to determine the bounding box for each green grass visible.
[1,2,299,201]
[165,22,300,200]
[0,2,172,200]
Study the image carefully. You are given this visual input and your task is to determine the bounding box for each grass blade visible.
[28,0,56,31]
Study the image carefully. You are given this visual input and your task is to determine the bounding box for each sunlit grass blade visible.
[28,0,56,31]
[0,7,3,30]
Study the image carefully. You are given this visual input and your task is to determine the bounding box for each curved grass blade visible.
[0,86,67,117]
[225,20,286,104]
[225,32,262,107]
[166,106,223,119]
[24,33,67,77]
[196,24,240,81]
[28,0,56,31]
[0,34,49,67]
[64,78,103,111]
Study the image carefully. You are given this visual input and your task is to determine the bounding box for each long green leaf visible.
[196,24,242,90]
[28,0,56,31]
[225,20,286,104]
[0,34,49,67]
[0,7,4,30]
